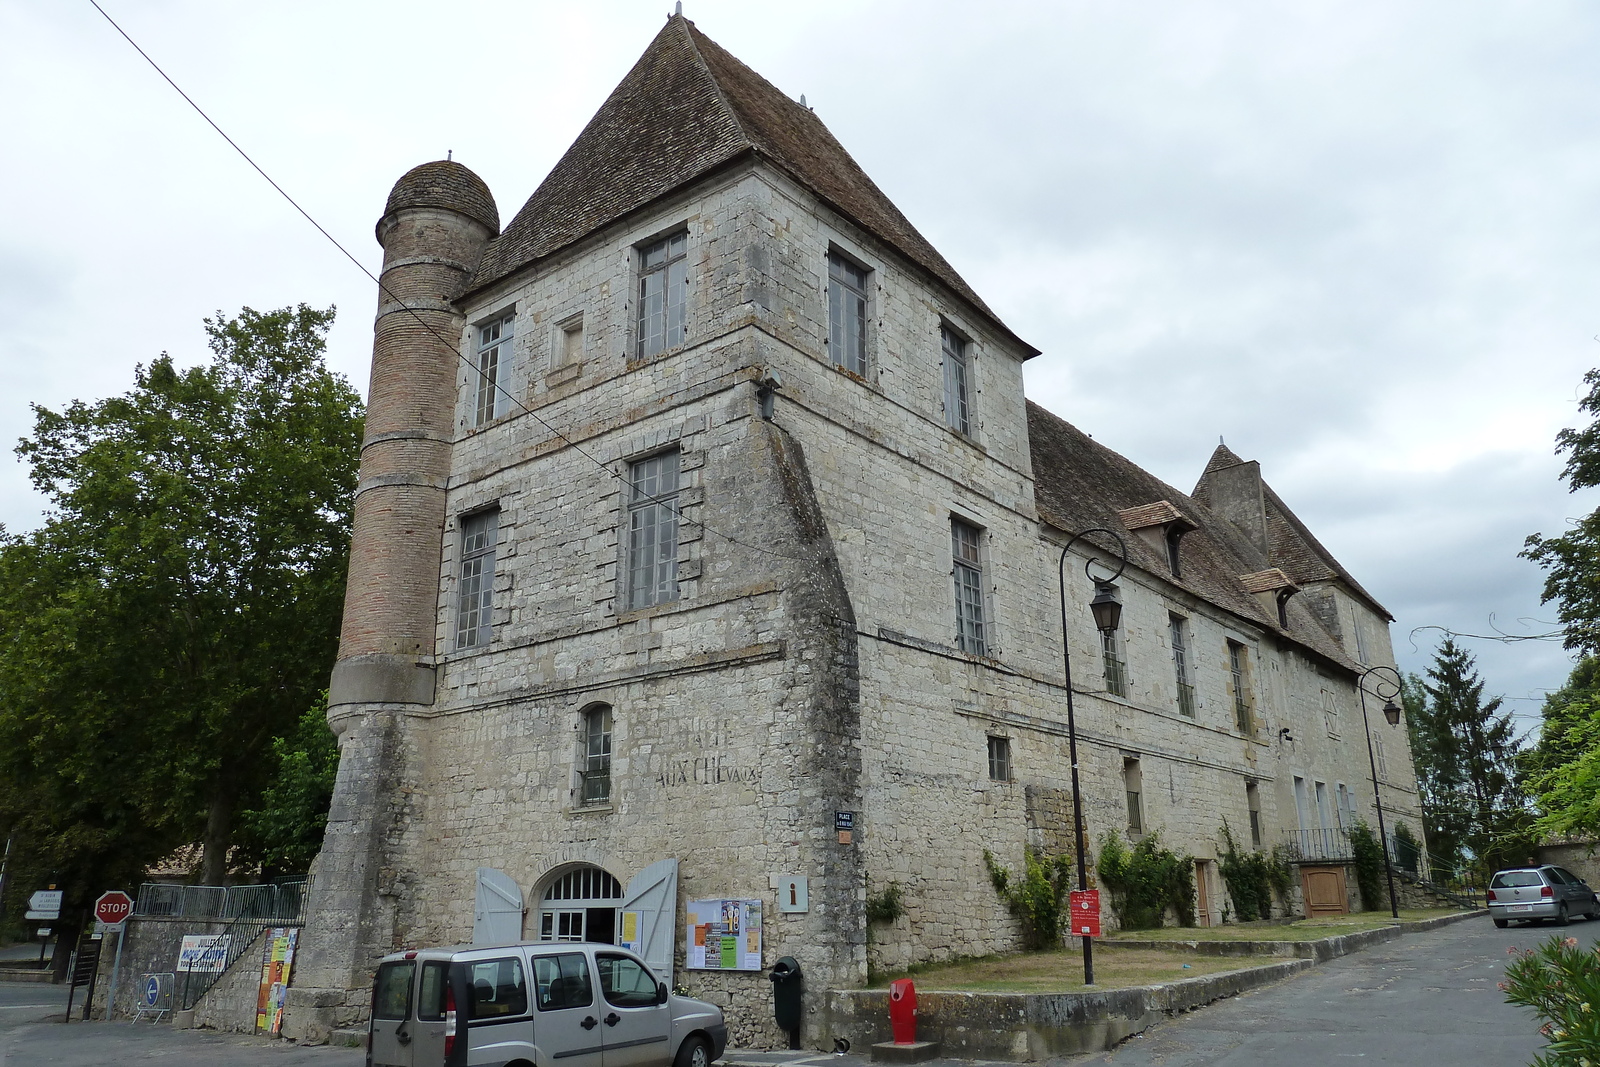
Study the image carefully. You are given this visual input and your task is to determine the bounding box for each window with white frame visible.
[625,451,680,610]
[1336,783,1357,829]
[578,705,613,806]
[941,325,972,435]
[987,735,1011,782]
[1170,614,1195,717]
[636,231,688,359]
[951,518,987,655]
[474,312,514,426]
[455,510,499,649]
[828,252,869,375]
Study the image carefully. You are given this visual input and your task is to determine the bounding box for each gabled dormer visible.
[1239,568,1299,629]
[1116,500,1198,579]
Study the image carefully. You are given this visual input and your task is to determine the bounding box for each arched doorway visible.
[537,865,623,943]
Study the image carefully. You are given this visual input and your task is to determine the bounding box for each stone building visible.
[283,14,1422,1046]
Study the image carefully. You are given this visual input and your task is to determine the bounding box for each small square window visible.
[556,314,584,368]
[987,736,1011,781]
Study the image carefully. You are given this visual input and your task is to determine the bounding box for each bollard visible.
[888,978,916,1044]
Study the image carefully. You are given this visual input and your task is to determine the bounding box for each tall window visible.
[637,231,688,359]
[626,452,680,609]
[1170,614,1195,717]
[1246,781,1262,849]
[455,510,498,649]
[1228,641,1254,733]
[1375,735,1388,779]
[987,736,1011,782]
[951,518,987,655]
[1124,758,1144,836]
[474,312,514,426]
[1102,626,1128,698]
[579,705,613,805]
[828,252,869,374]
[1321,687,1340,738]
[941,325,971,435]
[1293,776,1310,831]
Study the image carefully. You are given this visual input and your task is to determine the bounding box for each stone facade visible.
[284,14,1425,1049]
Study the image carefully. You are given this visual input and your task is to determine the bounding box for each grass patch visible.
[1107,907,1467,942]
[866,947,1253,992]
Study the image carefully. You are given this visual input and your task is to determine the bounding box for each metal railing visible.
[1284,826,1354,861]
[134,880,308,922]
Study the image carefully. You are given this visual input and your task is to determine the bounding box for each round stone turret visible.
[330,159,499,709]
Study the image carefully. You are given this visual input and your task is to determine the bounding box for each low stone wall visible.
[1097,909,1485,963]
[821,961,1311,1060]
[99,916,297,1032]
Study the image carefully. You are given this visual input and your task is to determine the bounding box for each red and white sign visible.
[94,890,134,927]
[1068,889,1101,938]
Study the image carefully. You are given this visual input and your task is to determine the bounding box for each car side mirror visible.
[658,982,669,1004]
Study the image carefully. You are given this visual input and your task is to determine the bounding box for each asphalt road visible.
[0,915,1581,1066]
[1062,913,1591,1066]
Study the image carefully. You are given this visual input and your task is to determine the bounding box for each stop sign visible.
[94,890,133,927]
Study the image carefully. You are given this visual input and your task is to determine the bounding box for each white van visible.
[368,941,726,1067]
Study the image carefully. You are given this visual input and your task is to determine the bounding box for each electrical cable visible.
[87,0,816,566]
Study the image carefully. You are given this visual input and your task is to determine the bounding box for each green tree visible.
[1524,367,1600,655]
[1414,639,1530,871]
[235,696,341,880]
[1404,669,1467,876]
[1521,659,1600,839]
[0,305,361,933]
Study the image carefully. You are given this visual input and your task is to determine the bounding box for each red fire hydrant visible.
[888,978,917,1044]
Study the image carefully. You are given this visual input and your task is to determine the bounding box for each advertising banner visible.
[176,934,231,973]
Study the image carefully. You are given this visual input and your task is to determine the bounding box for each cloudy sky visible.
[4,1,1597,728]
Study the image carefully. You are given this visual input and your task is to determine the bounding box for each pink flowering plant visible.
[1502,936,1600,1065]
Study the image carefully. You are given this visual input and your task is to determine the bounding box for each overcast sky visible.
[4,1,1597,730]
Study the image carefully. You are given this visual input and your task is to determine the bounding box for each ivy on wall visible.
[1216,821,1293,922]
[983,848,1075,949]
[1097,831,1196,930]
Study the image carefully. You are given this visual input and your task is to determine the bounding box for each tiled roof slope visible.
[467,16,1035,355]
[1193,445,1392,620]
[1026,402,1362,674]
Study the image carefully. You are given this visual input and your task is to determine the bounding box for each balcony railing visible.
[1284,826,1354,861]
[134,880,308,922]
[1176,682,1196,718]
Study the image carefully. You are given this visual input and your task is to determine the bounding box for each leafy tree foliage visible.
[1521,658,1600,839]
[235,696,341,880]
[0,305,360,937]
[1409,639,1530,872]
[1525,368,1600,656]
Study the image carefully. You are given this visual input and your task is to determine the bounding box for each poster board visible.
[254,928,299,1034]
[685,898,762,971]
[176,934,231,973]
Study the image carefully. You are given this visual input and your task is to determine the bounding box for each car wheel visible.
[1494,918,1508,929]
[675,1035,712,1067]
[1555,903,1570,926]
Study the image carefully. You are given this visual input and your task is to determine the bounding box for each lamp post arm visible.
[1357,665,1403,919]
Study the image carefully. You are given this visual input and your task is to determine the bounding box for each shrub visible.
[1097,831,1196,930]
[983,849,1075,950]
[866,880,905,925]
[1502,934,1600,1065]
[1216,821,1290,922]
[1348,821,1388,911]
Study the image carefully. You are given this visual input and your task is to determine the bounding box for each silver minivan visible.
[367,941,726,1067]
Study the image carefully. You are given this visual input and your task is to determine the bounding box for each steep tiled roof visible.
[1193,444,1391,620]
[1027,402,1361,673]
[465,16,1035,355]
[382,160,499,236]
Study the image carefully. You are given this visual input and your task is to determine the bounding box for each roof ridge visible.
[676,16,754,150]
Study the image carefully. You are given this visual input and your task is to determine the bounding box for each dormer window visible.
[1240,568,1300,630]
[1117,501,1196,579]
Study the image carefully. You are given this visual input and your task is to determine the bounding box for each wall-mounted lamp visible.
[1278,727,1294,743]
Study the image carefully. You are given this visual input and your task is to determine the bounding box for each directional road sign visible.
[25,889,61,921]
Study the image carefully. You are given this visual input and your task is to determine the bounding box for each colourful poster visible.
[685,898,762,971]
[252,928,299,1034]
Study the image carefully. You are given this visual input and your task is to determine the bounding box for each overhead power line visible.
[87,0,815,566]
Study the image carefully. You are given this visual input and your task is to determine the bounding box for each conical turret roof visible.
[467,15,1032,354]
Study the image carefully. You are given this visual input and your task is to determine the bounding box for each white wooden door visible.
[618,859,677,989]
[474,867,524,944]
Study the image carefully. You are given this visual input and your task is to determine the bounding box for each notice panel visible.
[685,898,762,971]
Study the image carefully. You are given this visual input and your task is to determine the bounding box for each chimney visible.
[1209,460,1270,560]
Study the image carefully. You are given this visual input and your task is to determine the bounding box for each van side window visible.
[374,961,415,1020]
[417,962,450,1021]
[468,958,528,1018]
[597,954,660,1008]
[534,953,594,1011]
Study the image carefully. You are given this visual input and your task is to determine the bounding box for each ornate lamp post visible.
[1058,528,1128,986]
[1356,664,1405,919]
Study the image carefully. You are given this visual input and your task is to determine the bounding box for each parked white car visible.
[368,941,726,1067]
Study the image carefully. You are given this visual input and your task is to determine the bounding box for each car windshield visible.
[1492,871,1544,887]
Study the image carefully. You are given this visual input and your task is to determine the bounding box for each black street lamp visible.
[1058,528,1128,987]
[1356,664,1404,919]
